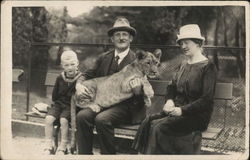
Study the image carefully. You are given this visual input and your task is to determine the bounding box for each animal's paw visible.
[143,85,154,98]
[88,104,101,113]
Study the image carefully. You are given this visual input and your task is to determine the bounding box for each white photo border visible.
[1,1,249,160]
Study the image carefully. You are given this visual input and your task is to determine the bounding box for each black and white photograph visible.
[1,1,249,160]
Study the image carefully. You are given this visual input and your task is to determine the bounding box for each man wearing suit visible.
[75,17,143,154]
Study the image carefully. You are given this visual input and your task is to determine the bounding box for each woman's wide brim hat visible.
[176,24,205,43]
[108,17,136,37]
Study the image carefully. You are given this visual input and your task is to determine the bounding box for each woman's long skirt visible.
[144,115,199,154]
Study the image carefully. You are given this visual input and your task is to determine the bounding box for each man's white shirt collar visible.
[114,48,130,64]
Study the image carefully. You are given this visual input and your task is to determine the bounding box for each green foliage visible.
[12,7,52,95]
[47,7,68,43]
[12,7,33,67]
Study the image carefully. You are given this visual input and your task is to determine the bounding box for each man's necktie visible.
[115,55,120,66]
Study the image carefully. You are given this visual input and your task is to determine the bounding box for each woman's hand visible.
[163,99,175,114]
[169,107,182,116]
[163,100,182,116]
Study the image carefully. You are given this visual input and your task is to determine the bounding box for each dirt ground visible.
[11,136,101,157]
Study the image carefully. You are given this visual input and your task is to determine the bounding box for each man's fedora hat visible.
[176,24,205,43]
[108,17,136,37]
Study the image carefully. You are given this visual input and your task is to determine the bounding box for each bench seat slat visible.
[25,112,46,118]
[202,127,223,140]
[115,127,222,140]
[115,124,140,130]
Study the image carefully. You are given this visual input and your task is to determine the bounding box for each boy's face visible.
[61,60,78,77]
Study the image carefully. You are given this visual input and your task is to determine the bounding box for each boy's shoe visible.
[43,147,55,155]
[56,148,68,155]
[70,146,76,154]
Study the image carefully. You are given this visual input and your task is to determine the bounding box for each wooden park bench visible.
[13,69,24,82]
[25,72,233,153]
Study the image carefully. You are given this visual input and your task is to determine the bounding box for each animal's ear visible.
[136,49,148,60]
[153,49,162,60]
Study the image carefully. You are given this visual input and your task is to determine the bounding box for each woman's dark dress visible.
[132,59,217,154]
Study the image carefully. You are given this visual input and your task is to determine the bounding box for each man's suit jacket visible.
[79,49,145,124]
[84,49,136,79]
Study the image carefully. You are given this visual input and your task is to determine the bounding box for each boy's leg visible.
[58,118,69,151]
[56,106,71,154]
[45,104,61,153]
[45,115,56,150]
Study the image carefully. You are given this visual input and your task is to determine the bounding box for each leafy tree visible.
[12,7,33,67]
[12,7,50,95]
[30,7,49,95]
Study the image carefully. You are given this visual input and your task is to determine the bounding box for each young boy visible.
[44,50,82,155]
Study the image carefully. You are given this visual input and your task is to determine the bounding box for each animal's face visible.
[136,49,162,79]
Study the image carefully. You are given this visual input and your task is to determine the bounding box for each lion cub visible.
[75,49,161,110]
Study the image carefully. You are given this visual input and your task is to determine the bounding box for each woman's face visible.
[178,39,200,57]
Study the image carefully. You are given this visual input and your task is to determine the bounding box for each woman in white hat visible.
[132,24,217,154]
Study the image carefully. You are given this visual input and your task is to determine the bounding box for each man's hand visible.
[130,78,142,95]
[75,83,90,96]
[163,99,175,114]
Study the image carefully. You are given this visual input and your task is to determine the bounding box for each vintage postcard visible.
[1,1,249,160]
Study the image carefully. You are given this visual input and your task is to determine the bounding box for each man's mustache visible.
[118,40,127,43]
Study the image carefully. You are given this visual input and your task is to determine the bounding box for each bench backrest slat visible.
[214,83,233,100]
[12,69,24,82]
[45,73,58,86]
[149,80,171,96]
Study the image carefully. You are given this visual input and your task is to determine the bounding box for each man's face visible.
[111,31,133,51]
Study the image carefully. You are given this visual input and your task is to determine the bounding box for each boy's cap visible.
[61,50,78,62]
